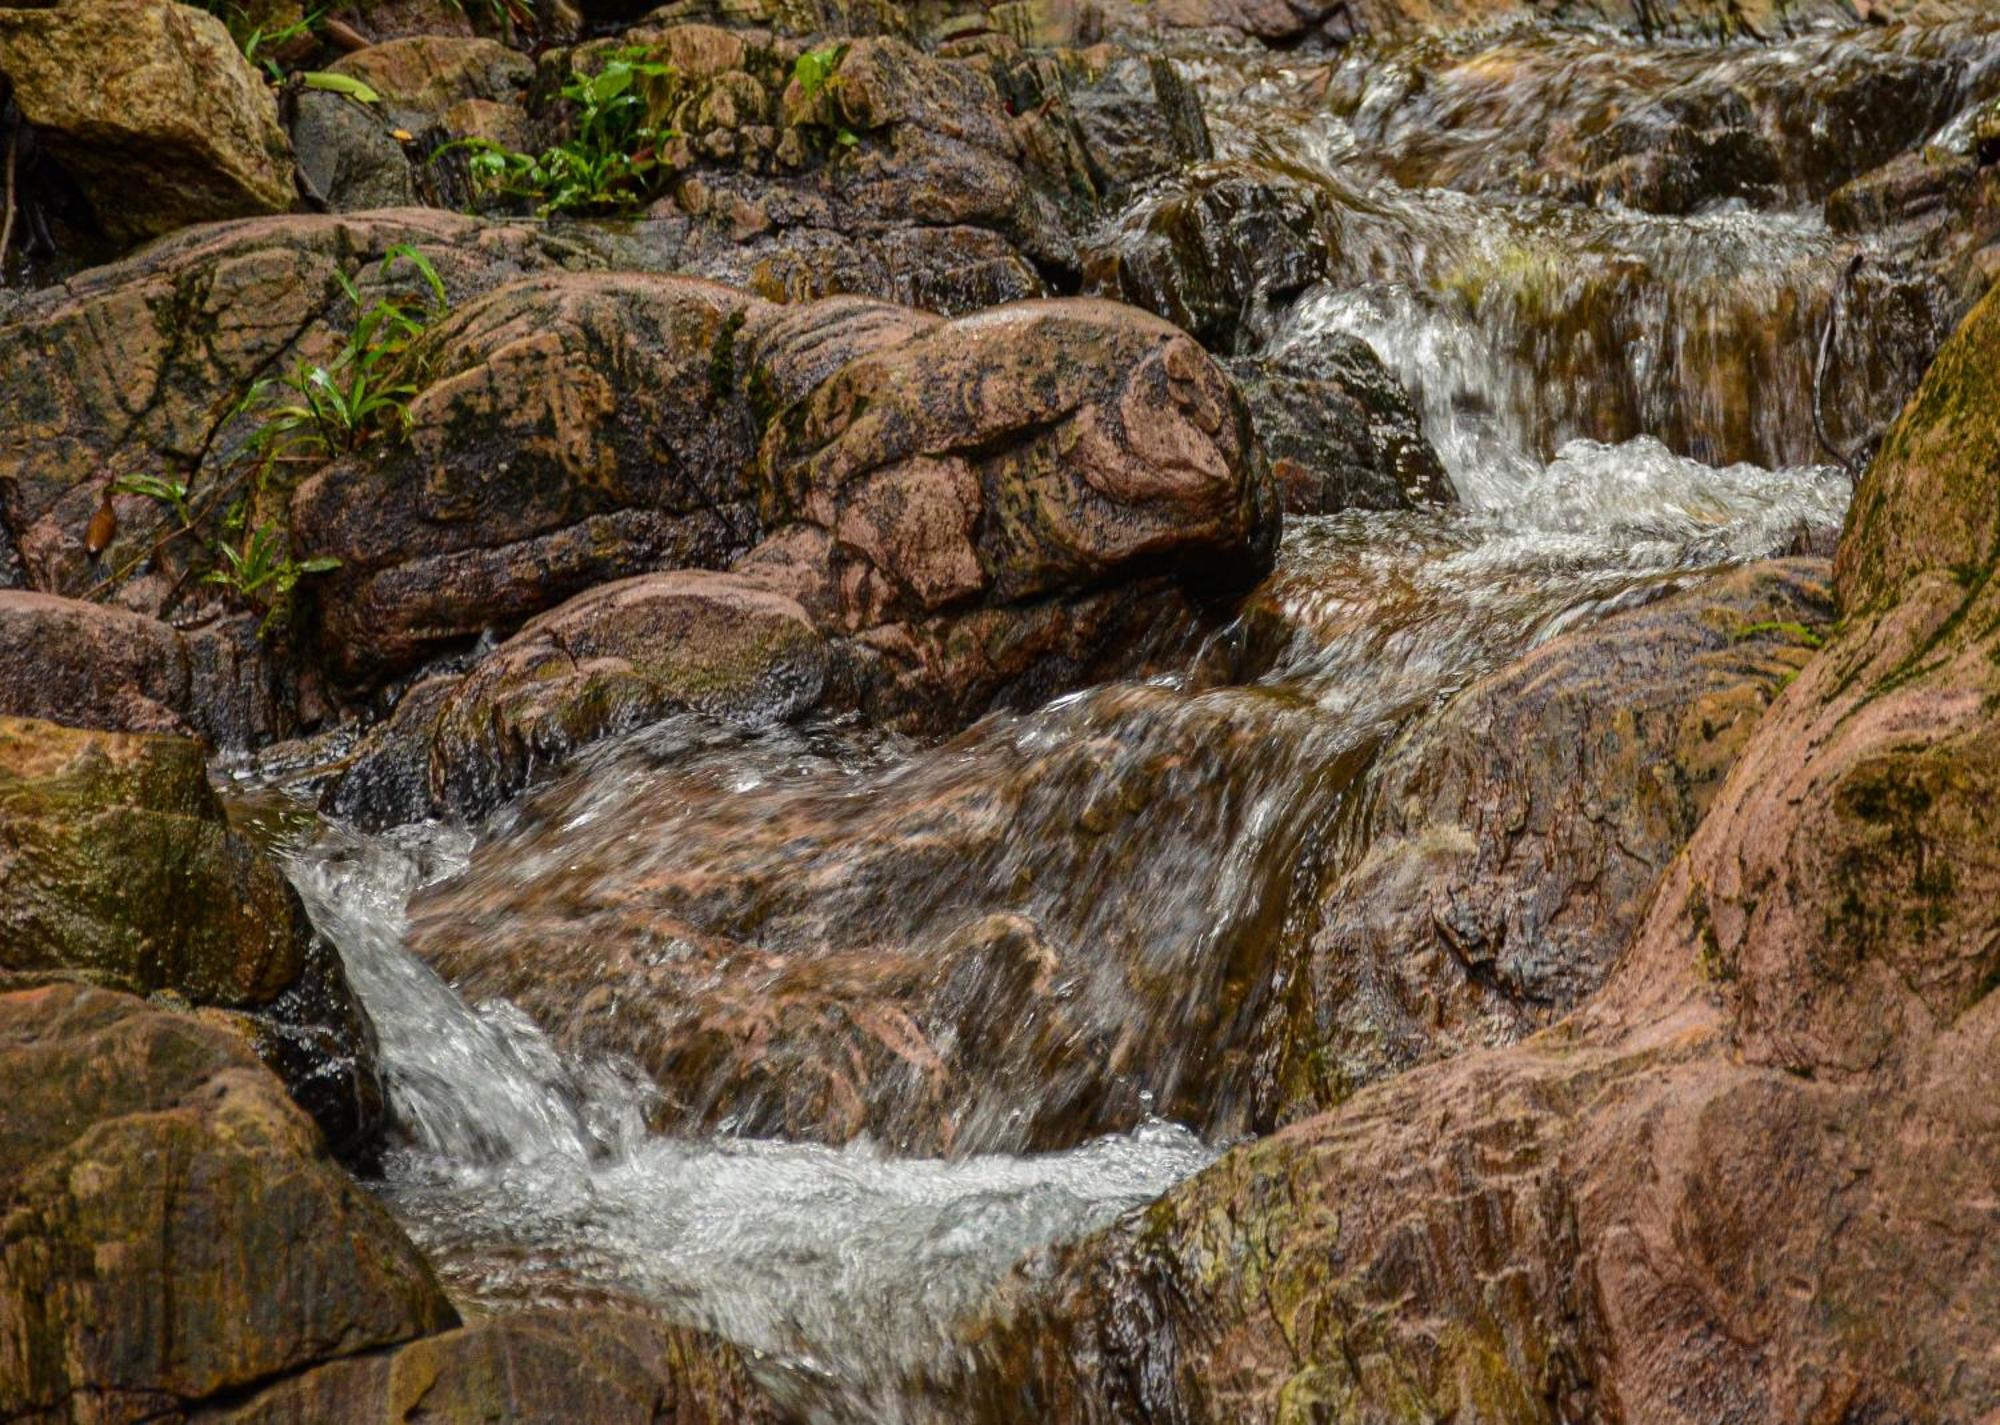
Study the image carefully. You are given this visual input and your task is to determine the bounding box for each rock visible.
[406,680,1333,1152]
[0,980,453,1421]
[1081,163,1331,352]
[1256,559,1832,1120]
[0,715,385,1151]
[950,251,2000,1425]
[290,90,419,212]
[0,591,195,735]
[995,48,1211,205]
[0,592,295,748]
[0,0,295,243]
[201,1309,783,1423]
[499,25,1191,313]
[320,0,477,42]
[1224,341,1450,513]
[0,211,673,618]
[289,271,769,685]
[328,34,534,132]
[294,273,1274,724]
[345,571,827,820]
[1137,0,1939,46]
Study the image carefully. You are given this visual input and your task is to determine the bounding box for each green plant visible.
[791,43,844,103]
[204,524,340,635]
[92,245,449,640]
[299,70,381,104]
[254,244,447,457]
[451,0,538,27]
[188,2,323,74]
[111,473,194,530]
[460,49,677,216]
[788,44,859,147]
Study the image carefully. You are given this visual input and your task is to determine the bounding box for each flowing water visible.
[243,15,2000,1421]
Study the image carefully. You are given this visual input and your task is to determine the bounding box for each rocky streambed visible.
[2,0,1999,1421]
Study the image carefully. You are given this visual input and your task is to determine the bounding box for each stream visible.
[238,13,2000,1422]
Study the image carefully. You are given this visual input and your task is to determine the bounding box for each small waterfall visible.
[279,821,1214,1423]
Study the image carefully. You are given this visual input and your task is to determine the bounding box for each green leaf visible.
[302,71,382,104]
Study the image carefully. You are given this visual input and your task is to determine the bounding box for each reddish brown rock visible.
[950,251,2000,1425]
[0,715,385,1151]
[1255,559,1831,1119]
[0,592,194,736]
[0,980,453,1421]
[297,273,1272,768]
[328,35,533,126]
[0,211,652,615]
[0,0,295,243]
[200,1310,781,1424]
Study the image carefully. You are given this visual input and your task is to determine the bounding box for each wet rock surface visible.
[949,269,2000,1425]
[0,980,451,1421]
[200,1309,782,1424]
[341,570,827,821]
[0,211,653,614]
[0,715,384,1152]
[0,0,295,243]
[1256,558,1833,1120]
[1223,342,1449,513]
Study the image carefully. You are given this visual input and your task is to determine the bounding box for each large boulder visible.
[294,273,1274,757]
[0,980,452,1421]
[0,212,644,613]
[0,715,384,1151]
[950,249,2000,1425]
[0,0,295,243]
[1255,558,1831,1120]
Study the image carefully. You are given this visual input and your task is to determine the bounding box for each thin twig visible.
[0,110,19,285]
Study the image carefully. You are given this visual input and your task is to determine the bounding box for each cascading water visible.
[244,13,2000,1422]
[277,820,1216,1422]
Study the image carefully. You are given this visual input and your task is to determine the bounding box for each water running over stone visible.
[254,12,1993,1421]
[278,821,1216,1424]
[270,427,1842,1418]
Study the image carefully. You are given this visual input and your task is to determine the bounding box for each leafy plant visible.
[93,245,449,639]
[204,524,340,635]
[189,2,323,74]
[300,70,381,104]
[460,49,678,216]
[791,44,844,104]
[253,243,447,457]
[450,0,539,28]
[111,473,194,530]
[788,44,860,148]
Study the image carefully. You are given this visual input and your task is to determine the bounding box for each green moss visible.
[1734,619,1824,649]
[709,310,747,401]
[1687,877,1734,983]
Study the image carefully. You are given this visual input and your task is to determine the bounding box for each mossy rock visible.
[0,716,385,1152]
